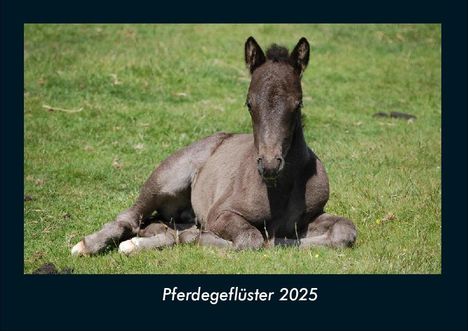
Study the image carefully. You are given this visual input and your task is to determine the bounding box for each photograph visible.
[24,24,441,274]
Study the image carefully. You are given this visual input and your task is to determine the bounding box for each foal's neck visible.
[287,113,309,166]
[277,113,309,187]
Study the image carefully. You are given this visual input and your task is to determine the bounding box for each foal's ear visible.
[290,37,310,76]
[245,37,266,74]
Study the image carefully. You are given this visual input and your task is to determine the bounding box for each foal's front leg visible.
[208,211,264,250]
[300,213,357,248]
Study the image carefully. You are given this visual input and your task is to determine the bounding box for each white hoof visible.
[119,239,138,255]
[71,241,87,256]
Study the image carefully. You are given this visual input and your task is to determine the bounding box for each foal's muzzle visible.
[257,156,285,181]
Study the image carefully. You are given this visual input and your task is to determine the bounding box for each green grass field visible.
[24,24,441,274]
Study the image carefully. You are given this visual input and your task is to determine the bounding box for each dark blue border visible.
[1,0,467,330]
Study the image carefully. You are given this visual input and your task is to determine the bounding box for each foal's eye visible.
[246,100,252,111]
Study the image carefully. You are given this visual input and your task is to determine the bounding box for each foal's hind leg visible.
[71,184,184,256]
[71,132,231,256]
[118,223,179,254]
[71,157,194,257]
[118,226,232,255]
[300,213,357,248]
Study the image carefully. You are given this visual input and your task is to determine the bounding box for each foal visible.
[72,37,357,255]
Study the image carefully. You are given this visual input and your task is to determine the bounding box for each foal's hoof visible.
[119,239,138,255]
[71,240,88,256]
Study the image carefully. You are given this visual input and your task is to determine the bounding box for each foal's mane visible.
[265,44,289,62]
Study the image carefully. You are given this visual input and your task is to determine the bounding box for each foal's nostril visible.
[257,157,264,168]
[276,156,285,172]
[256,155,284,179]
[257,157,264,175]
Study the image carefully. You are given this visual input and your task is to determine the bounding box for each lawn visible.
[24,24,441,274]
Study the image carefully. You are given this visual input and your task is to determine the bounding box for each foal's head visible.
[244,36,310,183]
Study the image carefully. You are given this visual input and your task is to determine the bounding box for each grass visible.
[24,24,441,274]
